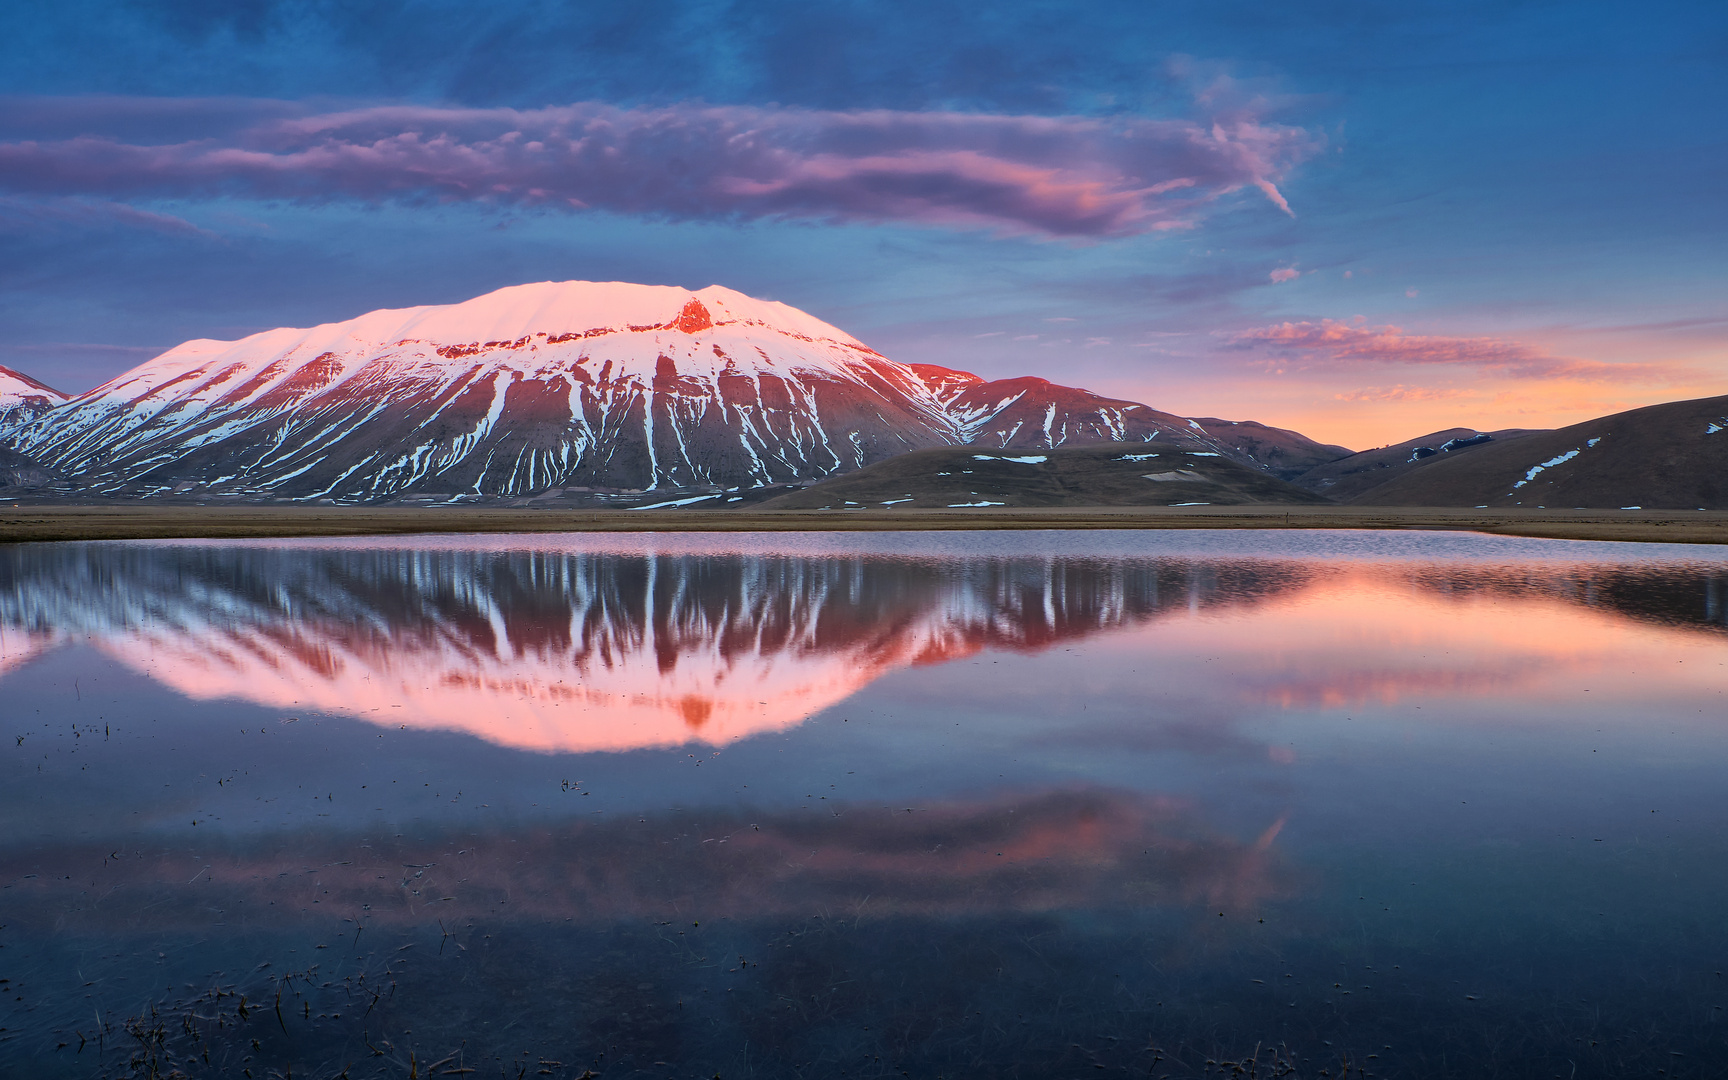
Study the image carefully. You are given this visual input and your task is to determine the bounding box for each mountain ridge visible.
[0,364,67,430]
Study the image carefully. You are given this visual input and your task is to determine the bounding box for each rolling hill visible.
[1345,394,1728,509]
[1289,427,1543,501]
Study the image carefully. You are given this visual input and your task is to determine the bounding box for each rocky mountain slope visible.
[1344,394,1728,509]
[908,364,1193,448]
[5,282,1298,503]
[0,444,63,499]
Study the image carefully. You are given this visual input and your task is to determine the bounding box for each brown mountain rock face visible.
[907,364,1198,448]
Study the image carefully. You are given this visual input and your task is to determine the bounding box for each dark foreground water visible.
[2,530,1727,1079]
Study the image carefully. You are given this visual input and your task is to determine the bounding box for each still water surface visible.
[3,530,1727,1078]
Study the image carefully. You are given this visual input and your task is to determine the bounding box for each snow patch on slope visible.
[1512,448,1583,489]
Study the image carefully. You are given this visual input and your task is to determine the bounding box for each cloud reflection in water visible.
[2,788,1293,935]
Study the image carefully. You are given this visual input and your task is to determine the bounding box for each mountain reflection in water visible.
[2,538,1725,755]
[0,542,1321,751]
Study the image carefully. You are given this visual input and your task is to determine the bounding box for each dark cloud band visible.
[0,98,1319,238]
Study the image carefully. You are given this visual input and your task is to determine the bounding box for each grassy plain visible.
[4,503,1728,544]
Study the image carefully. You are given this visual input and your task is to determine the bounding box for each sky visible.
[1,0,1724,448]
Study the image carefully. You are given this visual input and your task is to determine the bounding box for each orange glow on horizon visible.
[1088,567,1728,723]
[1131,347,1726,448]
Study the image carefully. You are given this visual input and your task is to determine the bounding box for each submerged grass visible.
[8,906,1719,1080]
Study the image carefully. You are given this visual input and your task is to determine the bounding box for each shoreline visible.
[4,503,1728,545]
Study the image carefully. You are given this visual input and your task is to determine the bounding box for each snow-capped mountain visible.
[0,364,67,430]
[7,281,1234,502]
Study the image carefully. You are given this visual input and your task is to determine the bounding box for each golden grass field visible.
[4,503,1728,544]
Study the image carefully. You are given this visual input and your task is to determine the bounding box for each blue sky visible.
[2,0,1724,445]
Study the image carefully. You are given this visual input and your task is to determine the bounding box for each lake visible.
[2,530,1726,1079]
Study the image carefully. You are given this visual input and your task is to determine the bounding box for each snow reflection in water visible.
[1,531,1726,1079]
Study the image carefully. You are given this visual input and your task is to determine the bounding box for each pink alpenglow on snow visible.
[0,364,68,429]
[12,280,1232,501]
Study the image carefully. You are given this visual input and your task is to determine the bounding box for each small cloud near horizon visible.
[1228,318,1682,382]
[1333,385,1476,403]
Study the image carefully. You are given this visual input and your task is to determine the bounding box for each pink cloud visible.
[0,98,1322,238]
[1229,318,1680,381]
[1269,267,1299,283]
[1332,385,1477,403]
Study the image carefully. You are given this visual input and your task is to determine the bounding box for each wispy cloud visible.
[0,97,1321,238]
[1268,266,1299,283]
[1333,385,1477,403]
[0,194,214,236]
[1228,318,1679,381]
[6,341,168,357]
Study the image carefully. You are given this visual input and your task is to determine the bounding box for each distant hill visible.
[757,444,1332,510]
[1345,394,1728,509]
[1290,427,1543,501]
